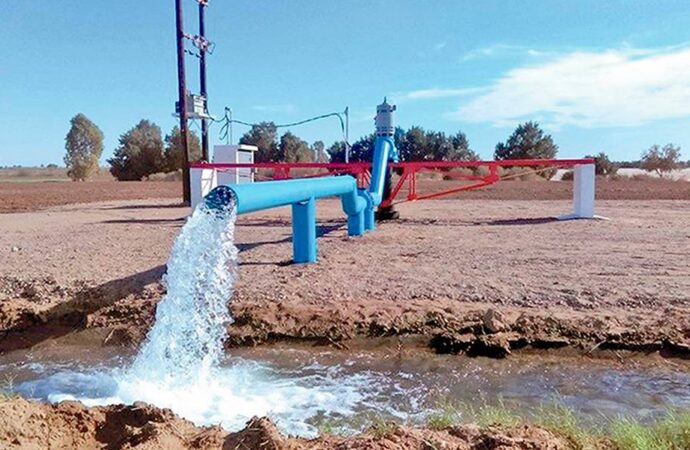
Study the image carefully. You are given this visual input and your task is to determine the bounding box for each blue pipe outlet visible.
[203,99,399,263]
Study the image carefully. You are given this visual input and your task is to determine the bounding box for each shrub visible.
[144,170,182,182]
[561,170,574,181]
[641,144,682,178]
[586,152,618,176]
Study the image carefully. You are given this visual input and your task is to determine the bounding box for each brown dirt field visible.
[0,397,572,449]
[409,177,690,201]
[1,177,688,214]
[1,193,688,357]
[0,181,181,213]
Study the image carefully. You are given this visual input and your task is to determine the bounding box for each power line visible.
[213,107,349,146]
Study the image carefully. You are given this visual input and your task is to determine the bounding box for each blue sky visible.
[1,0,689,166]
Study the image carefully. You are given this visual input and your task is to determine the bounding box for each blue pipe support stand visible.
[203,134,398,264]
[292,197,317,263]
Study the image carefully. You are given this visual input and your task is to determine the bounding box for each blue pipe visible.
[215,176,362,214]
[204,176,369,263]
[369,137,393,207]
[204,99,398,263]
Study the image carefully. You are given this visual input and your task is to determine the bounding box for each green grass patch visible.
[368,414,397,439]
[610,410,690,450]
[425,398,461,430]
[0,375,17,401]
[472,398,521,428]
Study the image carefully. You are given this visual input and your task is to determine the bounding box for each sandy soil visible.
[1,192,688,357]
[1,177,688,214]
[0,180,181,213]
[0,396,573,449]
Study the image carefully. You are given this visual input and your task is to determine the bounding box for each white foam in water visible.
[24,203,381,436]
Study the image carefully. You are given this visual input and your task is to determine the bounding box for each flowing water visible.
[2,345,690,437]
[1,201,689,437]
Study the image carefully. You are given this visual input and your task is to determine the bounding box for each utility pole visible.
[175,0,191,205]
[198,0,209,161]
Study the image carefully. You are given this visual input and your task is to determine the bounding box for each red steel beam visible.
[192,158,594,205]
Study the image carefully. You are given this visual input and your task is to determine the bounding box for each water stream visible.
[2,345,689,437]
[1,201,688,437]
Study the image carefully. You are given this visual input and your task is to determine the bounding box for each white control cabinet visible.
[212,144,258,185]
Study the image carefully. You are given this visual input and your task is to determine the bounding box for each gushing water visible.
[129,202,239,382]
[9,201,378,435]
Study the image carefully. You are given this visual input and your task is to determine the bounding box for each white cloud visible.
[460,44,544,62]
[394,87,485,102]
[452,46,690,128]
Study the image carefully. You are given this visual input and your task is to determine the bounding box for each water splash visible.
[9,201,382,436]
[129,201,239,381]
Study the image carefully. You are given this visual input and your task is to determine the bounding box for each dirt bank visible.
[0,396,574,449]
[1,197,688,358]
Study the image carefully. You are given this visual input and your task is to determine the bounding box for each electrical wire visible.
[212,107,348,145]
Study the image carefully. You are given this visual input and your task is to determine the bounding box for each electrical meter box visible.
[212,144,258,184]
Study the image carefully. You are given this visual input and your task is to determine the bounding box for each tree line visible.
[63,114,686,181]
[63,114,202,181]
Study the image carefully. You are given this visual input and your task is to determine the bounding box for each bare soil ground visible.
[0,180,181,213]
[1,183,688,357]
[0,397,572,449]
[1,177,688,214]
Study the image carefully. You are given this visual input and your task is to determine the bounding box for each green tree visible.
[423,130,477,161]
[350,133,377,162]
[494,121,558,160]
[239,122,279,162]
[164,126,202,172]
[640,144,682,177]
[448,131,478,161]
[328,126,476,163]
[63,113,103,181]
[398,126,428,161]
[279,132,313,163]
[311,140,329,163]
[108,120,166,181]
[586,152,618,176]
[327,142,347,162]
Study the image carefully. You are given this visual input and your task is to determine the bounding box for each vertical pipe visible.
[199,1,209,161]
[292,197,317,263]
[344,106,350,164]
[175,0,191,205]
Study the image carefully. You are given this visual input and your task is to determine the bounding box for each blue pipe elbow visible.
[369,136,394,206]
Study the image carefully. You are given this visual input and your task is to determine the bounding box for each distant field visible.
[0,167,114,182]
[1,176,688,213]
[554,167,690,181]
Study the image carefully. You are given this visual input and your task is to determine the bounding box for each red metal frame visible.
[190,158,594,207]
